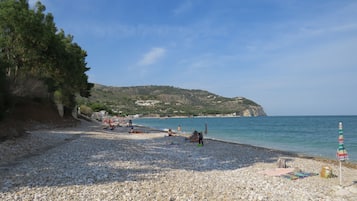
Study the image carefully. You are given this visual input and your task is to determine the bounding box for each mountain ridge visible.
[79,84,267,117]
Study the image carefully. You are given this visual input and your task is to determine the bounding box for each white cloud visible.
[138,47,166,66]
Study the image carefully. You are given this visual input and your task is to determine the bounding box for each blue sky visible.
[31,0,357,116]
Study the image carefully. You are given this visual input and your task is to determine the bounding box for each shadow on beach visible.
[0,122,356,193]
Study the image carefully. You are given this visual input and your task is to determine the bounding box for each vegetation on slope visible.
[0,0,92,119]
[77,84,266,117]
[0,0,92,140]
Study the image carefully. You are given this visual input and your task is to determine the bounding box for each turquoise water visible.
[134,116,357,162]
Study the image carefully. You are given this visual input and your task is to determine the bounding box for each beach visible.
[1,120,357,200]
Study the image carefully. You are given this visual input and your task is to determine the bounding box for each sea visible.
[133,116,357,162]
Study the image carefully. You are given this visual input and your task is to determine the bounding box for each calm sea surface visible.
[134,116,357,162]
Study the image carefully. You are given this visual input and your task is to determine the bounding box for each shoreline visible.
[90,116,357,169]
[133,116,357,163]
[135,115,357,119]
[203,137,357,169]
[1,120,357,200]
[132,122,357,169]
[135,120,357,170]
[2,119,352,168]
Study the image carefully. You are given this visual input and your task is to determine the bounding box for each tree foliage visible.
[0,0,93,117]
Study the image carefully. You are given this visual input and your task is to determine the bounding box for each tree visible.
[0,0,93,116]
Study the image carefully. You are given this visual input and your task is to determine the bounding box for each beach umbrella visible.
[336,122,348,186]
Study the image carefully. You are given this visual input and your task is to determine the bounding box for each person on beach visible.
[168,128,173,136]
[109,119,115,130]
[187,130,199,142]
[204,123,208,135]
[177,125,181,132]
[198,132,203,146]
[128,119,132,127]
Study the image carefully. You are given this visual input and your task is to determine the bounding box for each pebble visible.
[0,120,357,200]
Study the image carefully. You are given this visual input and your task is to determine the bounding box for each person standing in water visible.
[204,123,208,135]
[198,132,203,146]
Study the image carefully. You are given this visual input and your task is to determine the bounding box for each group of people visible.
[168,128,204,146]
[102,118,137,134]
[187,130,204,146]
[103,118,116,130]
[102,118,133,131]
[167,125,181,136]
[167,124,206,146]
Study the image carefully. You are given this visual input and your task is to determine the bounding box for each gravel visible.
[1,120,356,200]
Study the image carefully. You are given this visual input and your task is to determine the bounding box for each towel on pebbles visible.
[260,168,295,176]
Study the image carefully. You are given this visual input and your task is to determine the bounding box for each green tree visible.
[0,0,93,116]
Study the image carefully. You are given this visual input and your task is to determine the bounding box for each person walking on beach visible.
[198,132,204,146]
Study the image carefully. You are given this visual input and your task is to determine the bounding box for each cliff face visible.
[241,105,267,117]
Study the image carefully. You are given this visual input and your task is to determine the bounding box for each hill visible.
[79,84,267,117]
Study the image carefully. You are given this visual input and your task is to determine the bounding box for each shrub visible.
[79,104,93,116]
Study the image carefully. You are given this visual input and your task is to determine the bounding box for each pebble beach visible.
[1,120,357,201]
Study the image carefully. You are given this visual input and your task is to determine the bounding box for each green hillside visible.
[78,84,267,117]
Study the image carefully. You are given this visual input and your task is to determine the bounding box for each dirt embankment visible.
[0,99,78,141]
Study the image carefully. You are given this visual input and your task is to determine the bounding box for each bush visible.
[88,102,111,113]
[79,104,93,116]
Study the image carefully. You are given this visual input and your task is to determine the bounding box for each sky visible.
[29,0,357,116]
